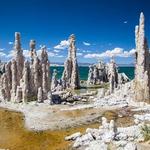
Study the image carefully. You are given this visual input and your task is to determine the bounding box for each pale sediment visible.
[0,12,150,150]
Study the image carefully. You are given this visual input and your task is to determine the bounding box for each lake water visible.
[50,66,135,80]
[0,108,134,150]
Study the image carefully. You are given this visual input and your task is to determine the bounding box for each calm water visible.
[50,66,135,80]
[0,108,134,150]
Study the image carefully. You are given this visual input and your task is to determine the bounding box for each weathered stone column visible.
[33,56,42,94]
[62,34,80,89]
[11,59,17,100]
[51,69,58,91]
[22,61,31,103]
[87,65,94,85]
[134,12,150,103]
[37,87,43,103]
[1,74,10,101]
[15,86,22,103]
[14,32,24,84]
[108,59,118,93]
[30,40,36,64]
[5,62,12,90]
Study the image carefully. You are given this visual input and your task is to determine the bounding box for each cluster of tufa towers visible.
[0,12,150,104]
[0,33,80,103]
[0,32,51,103]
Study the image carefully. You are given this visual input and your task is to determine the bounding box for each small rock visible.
[115,132,128,140]
[115,140,127,148]
[124,142,137,150]
[134,119,140,125]
[65,132,81,141]
[73,133,94,148]
[85,140,108,150]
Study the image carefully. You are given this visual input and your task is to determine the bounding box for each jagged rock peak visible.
[30,40,36,50]
[133,12,150,103]
[61,34,80,89]
[41,45,48,63]
[14,32,22,52]
[69,34,75,41]
[139,12,144,25]
[30,40,37,62]
[68,34,76,59]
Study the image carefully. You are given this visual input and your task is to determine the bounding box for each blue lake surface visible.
[50,66,135,80]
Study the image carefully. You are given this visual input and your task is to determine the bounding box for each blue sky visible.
[0,0,150,64]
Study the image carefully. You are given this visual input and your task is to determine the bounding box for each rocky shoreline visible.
[65,117,150,150]
[0,12,150,150]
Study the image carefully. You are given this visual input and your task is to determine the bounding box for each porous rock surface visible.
[61,34,80,89]
[0,32,51,103]
[133,12,150,103]
[65,117,145,150]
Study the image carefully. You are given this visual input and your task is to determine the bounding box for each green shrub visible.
[141,124,150,141]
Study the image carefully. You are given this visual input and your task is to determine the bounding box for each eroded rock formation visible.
[87,59,129,93]
[0,32,51,103]
[134,12,150,103]
[61,34,80,89]
[51,69,58,91]
[66,117,144,150]
[107,59,118,93]
[87,60,108,85]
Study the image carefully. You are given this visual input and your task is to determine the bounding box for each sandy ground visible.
[0,100,126,131]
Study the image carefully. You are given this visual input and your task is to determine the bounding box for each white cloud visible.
[83,50,92,53]
[8,42,13,45]
[83,42,91,46]
[0,47,63,61]
[54,49,60,53]
[7,49,14,58]
[84,48,136,59]
[48,52,56,57]
[35,49,56,57]
[0,48,4,51]
[54,40,69,50]
[0,52,6,57]
[6,49,31,59]
[39,45,42,48]
[23,50,30,58]
[77,52,83,56]
[56,55,64,58]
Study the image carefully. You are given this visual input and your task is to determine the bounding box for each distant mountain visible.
[51,62,93,66]
[117,63,135,67]
[51,62,135,67]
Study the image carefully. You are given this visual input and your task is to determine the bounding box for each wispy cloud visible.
[23,50,30,58]
[35,49,56,57]
[83,50,92,53]
[48,52,56,57]
[5,48,58,60]
[124,21,128,24]
[77,52,83,56]
[53,49,60,53]
[83,42,91,46]
[54,40,69,50]
[56,55,64,58]
[0,48,5,51]
[84,48,136,59]
[0,52,6,57]
[7,49,14,58]
[8,42,13,45]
